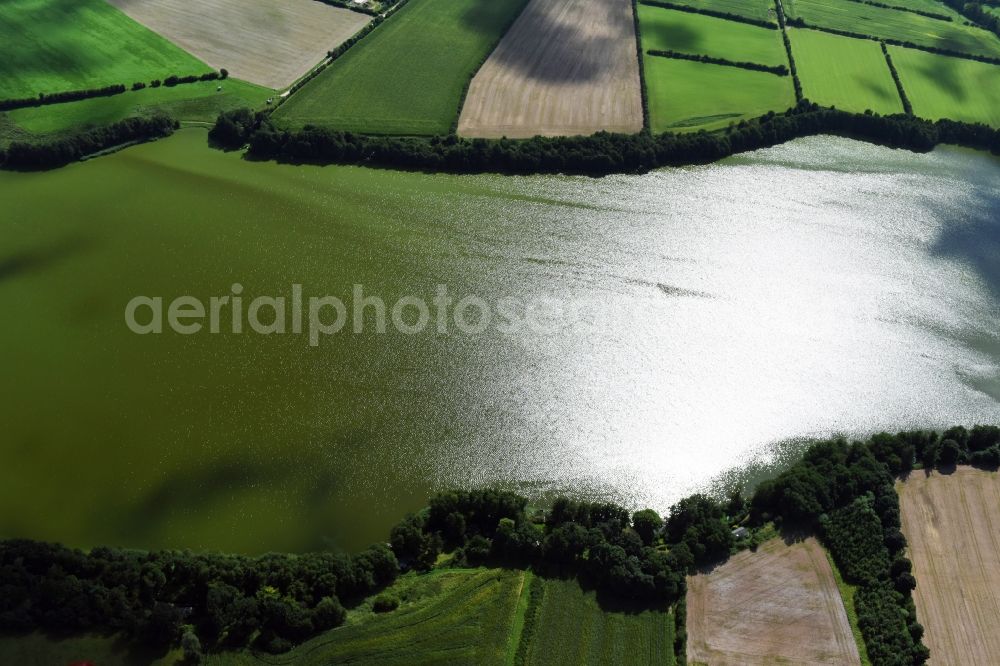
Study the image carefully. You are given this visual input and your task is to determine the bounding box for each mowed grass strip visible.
[274,0,530,135]
[0,0,207,99]
[6,79,273,136]
[205,569,526,665]
[645,58,796,132]
[520,578,674,666]
[786,0,1000,57]
[790,29,904,114]
[653,0,778,23]
[889,46,1000,126]
[897,469,1000,665]
[637,5,787,65]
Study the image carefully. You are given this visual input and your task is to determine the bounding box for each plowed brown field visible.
[686,537,861,666]
[107,0,370,89]
[898,468,1000,665]
[456,0,643,138]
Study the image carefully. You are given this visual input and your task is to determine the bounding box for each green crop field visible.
[519,578,675,665]
[204,568,527,665]
[889,46,1000,126]
[790,29,904,114]
[637,5,787,65]
[0,0,209,99]
[644,57,796,132]
[2,79,272,139]
[652,0,777,23]
[273,0,529,135]
[785,0,1000,57]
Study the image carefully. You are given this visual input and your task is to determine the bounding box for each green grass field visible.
[790,29,904,114]
[652,0,777,23]
[0,0,209,99]
[637,4,787,65]
[520,578,675,665]
[202,568,526,665]
[273,0,529,135]
[889,46,1000,126]
[2,79,272,139]
[644,57,796,132]
[785,0,1000,57]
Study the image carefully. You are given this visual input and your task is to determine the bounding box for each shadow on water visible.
[930,189,1000,299]
[0,235,93,283]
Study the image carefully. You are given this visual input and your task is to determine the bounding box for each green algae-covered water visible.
[2,129,1000,553]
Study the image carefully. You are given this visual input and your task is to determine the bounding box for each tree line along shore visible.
[3,425,998,664]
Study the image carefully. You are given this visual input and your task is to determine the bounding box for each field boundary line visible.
[639,0,778,28]
[880,42,913,114]
[775,0,804,101]
[646,49,790,76]
[632,0,651,132]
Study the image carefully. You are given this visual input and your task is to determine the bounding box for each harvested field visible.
[687,537,861,666]
[898,468,1000,665]
[107,0,371,90]
[456,0,643,138]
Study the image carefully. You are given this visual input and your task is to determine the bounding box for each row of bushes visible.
[0,84,126,112]
[646,48,789,75]
[207,102,1000,176]
[842,0,952,21]
[0,115,179,170]
[775,0,805,100]
[0,71,228,112]
[881,42,914,114]
[787,19,1000,65]
[0,541,398,657]
[639,0,778,29]
[632,0,652,131]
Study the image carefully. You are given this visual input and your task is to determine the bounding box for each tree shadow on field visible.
[857,76,894,103]
[484,0,624,83]
[644,20,702,52]
[917,48,965,101]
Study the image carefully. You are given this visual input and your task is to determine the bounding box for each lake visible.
[1,129,999,553]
